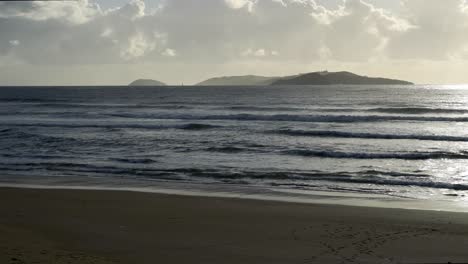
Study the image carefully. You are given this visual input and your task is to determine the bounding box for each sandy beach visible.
[1,187,468,264]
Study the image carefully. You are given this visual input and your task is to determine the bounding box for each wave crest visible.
[274,129,468,142]
[283,149,468,160]
[109,113,468,123]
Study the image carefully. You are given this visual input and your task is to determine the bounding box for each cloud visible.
[1,0,468,84]
[242,48,266,57]
[120,32,158,60]
[0,0,166,64]
[0,0,101,23]
[224,0,255,11]
[162,48,177,57]
[110,0,146,20]
[9,40,20,46]
[387,0,468,60]
[2,0,404,65]
[310,0,412,61]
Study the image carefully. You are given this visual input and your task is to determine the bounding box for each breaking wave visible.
[1,161,467,191]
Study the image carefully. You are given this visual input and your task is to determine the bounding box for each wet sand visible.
[1,187,468,264]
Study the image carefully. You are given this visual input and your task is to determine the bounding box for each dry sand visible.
[1,187,468,264]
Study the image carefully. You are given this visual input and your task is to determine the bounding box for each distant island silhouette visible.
[129,79,166,86]
[130,71,413,86]
[196,71,412,86]
[271,71,413,85]
[196,75,280,86]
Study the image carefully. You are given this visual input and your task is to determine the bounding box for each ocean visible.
[1,85,468,205]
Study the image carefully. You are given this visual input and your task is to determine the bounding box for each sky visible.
[0,0,468,85]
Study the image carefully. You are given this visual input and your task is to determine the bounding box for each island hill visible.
[129,71,413,86]
[129,79,166,86]
[197,71,413,86]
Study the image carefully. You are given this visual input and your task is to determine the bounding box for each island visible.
[129,79,166,86]
[271,71,413,85]
[196,71,413,86]
[196,75,280,86]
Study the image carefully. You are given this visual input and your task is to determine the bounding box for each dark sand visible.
[1,187,468,264]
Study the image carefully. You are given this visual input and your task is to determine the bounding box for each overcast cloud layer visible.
[1,0,468,85]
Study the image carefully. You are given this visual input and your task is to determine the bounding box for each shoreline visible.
[2,182,468,213]
[2,187,468,263]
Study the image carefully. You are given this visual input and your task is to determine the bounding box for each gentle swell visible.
[275,129,468,142]
[1,122,220,130]
[110,158,157,164]
[0,98,67,103]
[108,113,468,123]
[283,150,468,160]
[368,107,468,114]
[180,123,220,130]
[201,144,468,160]
[225,106,306,111]
[7,114,468,125]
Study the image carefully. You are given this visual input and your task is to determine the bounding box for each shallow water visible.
[1,85,468,203]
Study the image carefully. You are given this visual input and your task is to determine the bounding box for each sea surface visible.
[1,85,468,204]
